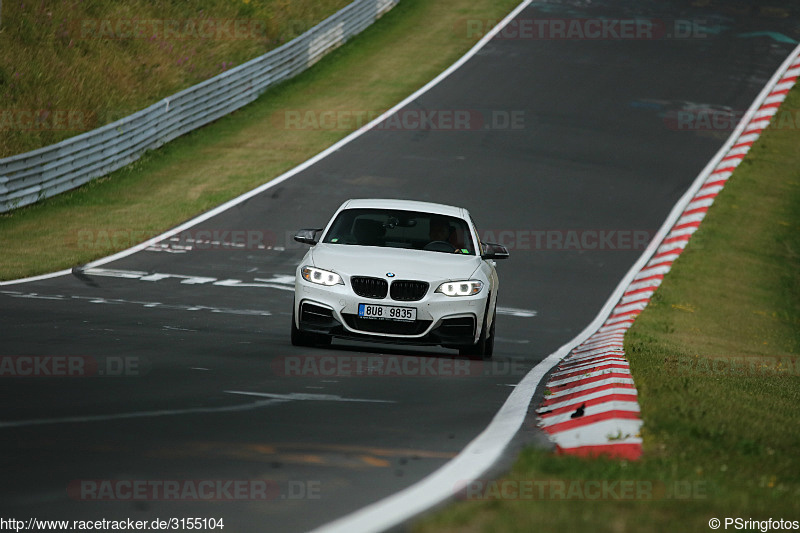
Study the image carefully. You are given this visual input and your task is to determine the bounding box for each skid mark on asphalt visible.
[50,441,457,469]
[0,392,393,430]
[224,391,395,403]
[156,442,452,469]
[0,398,287,429]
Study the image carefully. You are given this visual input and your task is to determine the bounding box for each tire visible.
[291,308,331,347]
[460,303,495,360]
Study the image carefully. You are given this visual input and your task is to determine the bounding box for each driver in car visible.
[428,216,451,243]
[428,216,467,252]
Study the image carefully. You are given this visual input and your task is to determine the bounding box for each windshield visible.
[322,208,476,255]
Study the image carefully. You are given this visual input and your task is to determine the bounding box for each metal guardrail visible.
[0,0,398,212]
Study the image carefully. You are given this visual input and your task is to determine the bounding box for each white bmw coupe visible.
[291,199,509,358]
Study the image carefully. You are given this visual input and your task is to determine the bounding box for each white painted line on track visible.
[0,268,74,286]
[496,306,538,317]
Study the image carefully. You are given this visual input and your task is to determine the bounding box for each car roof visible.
[338,199,468,219]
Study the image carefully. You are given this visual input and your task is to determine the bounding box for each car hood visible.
[308,243,481,282]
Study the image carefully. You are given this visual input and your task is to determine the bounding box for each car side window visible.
[469,216,483,255]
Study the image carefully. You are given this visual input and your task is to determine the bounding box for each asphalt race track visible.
[2,1,799,531]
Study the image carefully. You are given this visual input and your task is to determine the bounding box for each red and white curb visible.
[536,51,800,461]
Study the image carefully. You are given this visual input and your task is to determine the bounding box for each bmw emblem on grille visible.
[386,272,396,278]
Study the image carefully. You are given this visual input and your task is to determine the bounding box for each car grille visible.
[351,276,388,299]
[343,314,431,335]
[390,280,429,301]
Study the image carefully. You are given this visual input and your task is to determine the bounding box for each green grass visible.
[0,0,521,280]
[0,0,351,157]
[414,87,800,531]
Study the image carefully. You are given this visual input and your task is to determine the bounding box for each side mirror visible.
[294,228,323,245]
[481,242,510,260]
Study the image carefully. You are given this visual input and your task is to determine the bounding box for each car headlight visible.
[435,280,483,296]
[301,266,343,286]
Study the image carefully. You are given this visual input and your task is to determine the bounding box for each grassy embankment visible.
[0,0,350,157]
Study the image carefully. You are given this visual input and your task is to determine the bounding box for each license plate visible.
[358,303,416,321]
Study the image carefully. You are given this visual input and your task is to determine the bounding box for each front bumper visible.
[294,280,488,347]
